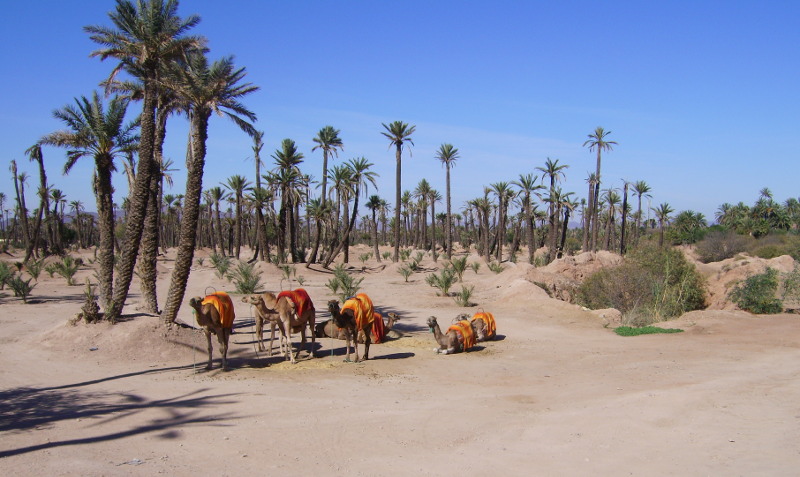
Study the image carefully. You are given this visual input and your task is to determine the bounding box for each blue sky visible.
[2,1,798,223]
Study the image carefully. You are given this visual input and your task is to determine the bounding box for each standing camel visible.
[315,311,399,343]
[188,291,236,370]
[427,316,475,354]
[259,288,316,364]
[327,293,376,362]
[242,294,285,355]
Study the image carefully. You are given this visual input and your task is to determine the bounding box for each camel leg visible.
[308,313,316,358]
[344,329,354,362]
[218,327,230,370]
[204,329,213,370]
[284,319,295,364]
[362,331,371,361]
[268,321,276,356]
[256,315,265,352]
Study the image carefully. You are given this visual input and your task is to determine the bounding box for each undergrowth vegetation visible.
[577,244,706,326]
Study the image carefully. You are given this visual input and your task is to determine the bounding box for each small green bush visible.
[209,253,232,280]
[382,251,391,261]
[615,326,684,336]
[25,258,46,281]
[453,285,475,307]
[9,275,35,303]
[0,261,16,290]
[326,264,364,302]
[227,261,264,294]
[729,267,783,314]
[450,256,468,281]
[469,262,480,274]
[488,261,505,274]
[398,265,413,282]
[52,255,80,286]
[425,267,457,296]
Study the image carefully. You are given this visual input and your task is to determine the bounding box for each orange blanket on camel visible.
[341,293,375,334]
[471,311,497,339]
[277,288,313,318]
[447,319,476,350]
[201,291,235,329]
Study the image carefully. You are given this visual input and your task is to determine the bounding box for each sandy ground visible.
[1,245,799,476]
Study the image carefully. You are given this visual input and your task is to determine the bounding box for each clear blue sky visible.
[2,0,798,224]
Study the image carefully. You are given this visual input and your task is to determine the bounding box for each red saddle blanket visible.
[277,288,313,318]
[201,291,235,328]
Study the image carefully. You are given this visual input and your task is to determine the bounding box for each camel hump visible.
[448,320,476,350]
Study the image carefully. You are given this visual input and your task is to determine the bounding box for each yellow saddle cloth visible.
[341,293,375,331]
[447,319,475,350]
[471,311,497,338]
[201,291,235,328]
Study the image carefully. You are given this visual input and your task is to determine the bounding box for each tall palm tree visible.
[536,158,568,262]
[428,189,442,260]
[490,181,515,262]
[38,92,138,311]
[224,175,252,259]
[381,121,415,262]
[9,162,31,252]
[581,172,597,252]
[87,0,204,323]
[366,194,383,262]
[512,173,544,264]
[22,144,52,261]
[435,143,459,259]
[654,202,674,247]
[206,186,228,253]
[312,126,343,209]
[268,138,305,262]
[632,180,652,244]
[323,157,378,267]
[160,52,258,324]
[413,179,432,250]
[583,127,617,252]
[250,130,268,261]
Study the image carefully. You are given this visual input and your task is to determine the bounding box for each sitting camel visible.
[259,288,316,364]
[242,294,286,355]
[315,311,399,343]
[188,291,236,370]
[470,310,497,342]
[427,316,475,354]
[327,293,376,362]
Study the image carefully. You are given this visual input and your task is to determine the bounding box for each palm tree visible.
[536,158,568,262]
[632,180,652,244]
[87,0,204,323]
[323,157,378,267]
[490,181,515,262]
[9,162,31,252]
[413,179,432,250]
[381,121,416,262]
[583,127,617,252]
[22,144,52,261]
[366,194,383,262]
[268,138,305,262]
[224,175,252,259]
[512,173,544,264]
[435,143,459,259]
[312,126,344,209]
[428,189,442,260]
[653,202,674,247]
[206,186,228,253]
[581,172,598,252]
[250,130,268,261]
[160,51,258,324]
[38,92,138,311]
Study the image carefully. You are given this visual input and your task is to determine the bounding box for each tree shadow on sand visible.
[0,383,244,458]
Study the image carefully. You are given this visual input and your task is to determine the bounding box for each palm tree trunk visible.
[162,115,208,324]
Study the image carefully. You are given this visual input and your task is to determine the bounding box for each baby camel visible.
[259,288,316,364]
[242,294,286,356]
[188,291,236,370]
[327,293,376,362]
[427,316,475,354]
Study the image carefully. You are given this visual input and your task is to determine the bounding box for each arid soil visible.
[1,246,799,476]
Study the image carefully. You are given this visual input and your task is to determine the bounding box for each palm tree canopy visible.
[381,121,416,153]
[312,126,344,156]
[435,143,459,168]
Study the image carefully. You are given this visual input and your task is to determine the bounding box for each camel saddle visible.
[201,291,235,329]
[447,319,476,350]
[277,288,313,318]
[341,293,375,331]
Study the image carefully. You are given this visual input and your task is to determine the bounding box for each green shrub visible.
[751,245,783,260]
[359,253,372,266]
[382,251,391,261]
[326,264,364,302]
[0,261,16,290]
[453,285,475,307]
[25,258,46,281]
[615,326,684,336]
[398,265,413,282]
[577,244,706,324]
[209,253,232,280]
[729,267,783,314]
[400,248,411,261]
[9,275,35,303]
[469,262,480,274]
[52,255,80,286]
[450,256,468,281]
[425,267,457,296]
[227,261,264,294]
[488,261,505,274]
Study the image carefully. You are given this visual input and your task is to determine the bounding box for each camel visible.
[242,294,287,356]
[327,293,376,362]
[315,311,399,343]
[259,288,316,364]
[469,310,497,342]
[427,316,475,354]
[188,291,236,370]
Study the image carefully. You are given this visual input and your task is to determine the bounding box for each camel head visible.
[426,316,438,333]
[189,297,203,310]
[386,312,398,329]
[327,300,340,315]
[242,294,260,305]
